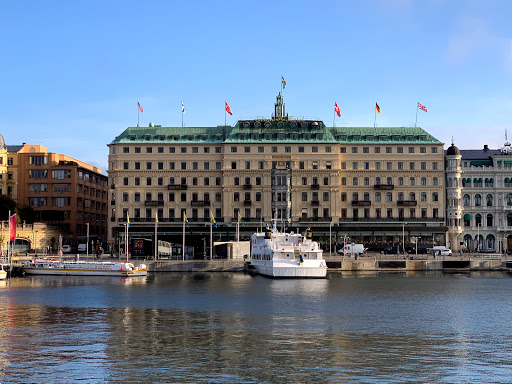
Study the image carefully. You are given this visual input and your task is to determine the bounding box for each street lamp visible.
[402,222,408,255]
[86,223,89,258]
[477,222,481,252]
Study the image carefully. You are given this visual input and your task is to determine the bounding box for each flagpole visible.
[210,219,213,260]
[415,101,419,127]
[374,104,377,128]
[125,222,128,262]
[182,218,185,261]
[237,221,239,242]
[7,211,10,272]
[333,107,336,128]
[225,104,227,127]
[154,219,158,261]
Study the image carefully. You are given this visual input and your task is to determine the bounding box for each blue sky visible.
[1,0,511,173]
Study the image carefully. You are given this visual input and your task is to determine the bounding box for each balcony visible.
[110,185,115,189]
[191,200,210,206]
[351,200,371,206]
[110,200,115,205]
[337,217,445,223]
[231,217,261,222]
[110,217,116,222]
[397,200,417,206]
[311,200,320,206]
[145,200,164,206]
[243,184,252,190]
[244,200,252,206]
[310,184,320,190]
[168,184,188,190]
[374,184,394,190]
[299,217,332,222]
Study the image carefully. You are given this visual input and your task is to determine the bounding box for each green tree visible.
[0,194,16,220]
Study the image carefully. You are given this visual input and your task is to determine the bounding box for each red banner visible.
[9,214,16,242]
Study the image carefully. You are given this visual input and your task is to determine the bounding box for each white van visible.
[432,246,451,256]
[77,244,87,253]
[338,244,366,256]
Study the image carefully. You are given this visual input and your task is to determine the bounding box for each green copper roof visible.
[109,122,442,145]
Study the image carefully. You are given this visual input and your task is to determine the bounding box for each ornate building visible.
[446,140,512,253]
[108,94,447,255]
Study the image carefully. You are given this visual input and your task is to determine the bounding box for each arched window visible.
[478,178,483,187]
[464,213,471,227]
[507,213,512,226]
[475,234,484,251]
[448,178,453,187]
[462,178,467,187]
[466,178,471,187]
[487,213,493,227]
[486,194,493,206]
[505,178,511,187]
[352,192,358,201]
[398,192,404,201]
[507,193,512,206]
[473,178,478,186]
[485,178,490,187]
[464,234,473,250]
[364,192,370,201]
[486,234,495,251]
[475,213,482,226]
[475,194,482,206]
[489,178,494,187]
[463,194,471,206]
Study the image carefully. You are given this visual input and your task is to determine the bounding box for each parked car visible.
[77,244,87,253]
[62,245,71,253]
[407,247,428,254]
[432,246,452,256]
[384,246,407,254]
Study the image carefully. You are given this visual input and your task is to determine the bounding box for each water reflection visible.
[1,273,512,383]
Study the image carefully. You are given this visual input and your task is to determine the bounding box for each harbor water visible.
[1,271,512,383]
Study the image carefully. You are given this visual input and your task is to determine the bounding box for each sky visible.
[1,0,512,174]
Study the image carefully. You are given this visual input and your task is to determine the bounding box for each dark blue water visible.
[1,272,512,383]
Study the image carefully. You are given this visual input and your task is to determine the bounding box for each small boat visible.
[0,265,6,280]
[21,259,147,276]
[249,225,327,278]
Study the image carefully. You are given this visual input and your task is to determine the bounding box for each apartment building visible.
[446,141,512,253]
[108,94,447,254]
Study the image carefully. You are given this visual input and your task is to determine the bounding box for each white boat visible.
[0,265,6,280]
[250,226,327,278]
[21,259,147,276]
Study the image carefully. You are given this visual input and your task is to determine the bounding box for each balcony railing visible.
[311,200,320,206]
[243,200,252,206]
[168,184,188,190]
[299,217,332,222]
[337,217,445,223]
[397,200,418,206]
[191,200,210,206]
[231,217,262,222]
[374,184,394,190]
[110,200,115,205]
[351,200,371,206]
[145,200,164,206]
[243,184,252,190]
[310,184,320,190]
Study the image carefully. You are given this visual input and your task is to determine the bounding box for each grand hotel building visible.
[108,94,446,254]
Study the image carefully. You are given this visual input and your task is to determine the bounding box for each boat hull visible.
[252,261,327,278]
[21,268,147,276]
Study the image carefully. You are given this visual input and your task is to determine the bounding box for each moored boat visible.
[21,259,147,276]
[249,226,327,278]
[0,265,6,280]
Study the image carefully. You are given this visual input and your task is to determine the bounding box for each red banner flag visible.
[417,102,427,112]
[334,102,341,117]
[225,102,232,115]
[9,214,16,242]
[375,103,381,114]
[138,102,144,113]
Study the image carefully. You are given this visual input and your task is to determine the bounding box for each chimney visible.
[484,144,489,151]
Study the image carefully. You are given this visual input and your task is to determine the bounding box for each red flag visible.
[225,102,232,115]
[334,102,341,117]
[9,214,16,242]
[375,103,380,114]
[417,102,427,112]
[138,102,144,113]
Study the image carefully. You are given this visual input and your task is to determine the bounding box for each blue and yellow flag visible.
[211,212,217,228]
[281,76,286,88]
[184,213,189,227]
[155,215,159,228]
[127,213,130,229]
[238,212,246,227]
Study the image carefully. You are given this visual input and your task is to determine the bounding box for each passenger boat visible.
[249,226,327,278]
[0,265,6,280]
[21,259,147,276]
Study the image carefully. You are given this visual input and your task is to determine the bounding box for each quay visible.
[3,253,512,276]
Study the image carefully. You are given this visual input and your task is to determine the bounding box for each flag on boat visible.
[9,213,16,241]
[138,102,143,113]
[211,212,217,228]
[184,213,189,227]
[417,102,427,112]
[334,102,341,117]
[375,103,380,114]
[281,76,286,88]
[225,102,232,115]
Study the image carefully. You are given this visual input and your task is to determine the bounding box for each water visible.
[1,272,512,383]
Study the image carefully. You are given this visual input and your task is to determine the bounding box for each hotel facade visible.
[107,94,447,255]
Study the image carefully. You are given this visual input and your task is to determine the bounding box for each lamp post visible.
[477,222,481,252]
[86,223,89,258]
[402,222,408,255]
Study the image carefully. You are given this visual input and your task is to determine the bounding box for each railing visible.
[243,200,252,206]
[145,200,164,206]
[168,184,188,190]
[191,200,210,206]
[299,217,332,222]
[374,184,394,190]
[311,200,320,206]
[243,184,252,190]
[310,184,320,190]
[352,200,371,206]
[397,200,418,206]
[337,217,445,223]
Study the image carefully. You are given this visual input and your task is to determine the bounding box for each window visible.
[341,162,346,170]
[352,147,358,153]
[135,147,141,153]
[169,147,175,153]
[352,162,358,170]
[146,147,152,153]
[353,177,358,186]
[433,177,438,186]
[420,147,426,153]
[374,147,381,153]
[158,162,164,170]
[486,194,493,206]
[386,147,392,153]
[231,146,237,153]
[231,162,236,170]
[135,162,140,170]
[475,194,482,206]
[397,147,403,153]
[398,162,403,170]
[193,162,198,170]
[409,147,415,153]
[312,146,318,153]
[386,192,393,202]
[245,161,251,170]
[123,177,128,186]
[432,147,438,153]
[421,177,427,186]
[341,193,347,202]
[181,193,187,202]
[409,162,415,170]
[272,146,278,153]
[363,147,369,153]
[147,177,152,186]
[204,147,210,153]
[432,162,438,170]
[421,162,426,170]
[204,162,209,170]
[285,146,291,153]
[146,162,152,170]
[432,192,439,202]
[181,147,187,153]
[192,147,198,153]
[169,162,175,170]
[135,177,140,186]
[398,177,404,186]
[181,162,187,170]
[375,192,381,202]
[158,147,164,153]
[135,193,140,202]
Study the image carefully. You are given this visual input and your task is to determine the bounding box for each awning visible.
[464,213,471,221]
